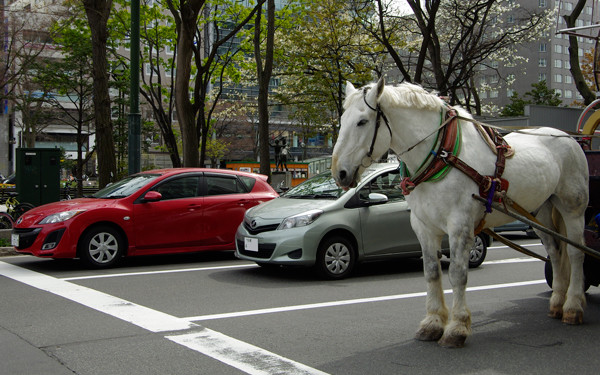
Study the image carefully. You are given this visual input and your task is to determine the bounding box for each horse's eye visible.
[357,119,368,127]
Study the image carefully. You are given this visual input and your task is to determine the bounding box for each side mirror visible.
[142,191,162,202]
[368,192,388,204]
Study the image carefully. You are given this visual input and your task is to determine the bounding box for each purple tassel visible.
[486,180,497,213]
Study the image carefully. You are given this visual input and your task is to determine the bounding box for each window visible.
[152,176,200,200]
[539,58,547,67]
[555,89,563,97]
[359,170,404,202]
[565,75,572,84]
[539,73,547,81]
[539,0,546,7]
[555,74,562,83]
[555,59,562,68]
[539,43,547,52]
[490,90,499,98]
[205,175,247,196]
[555,44,562,54]
[565,90,573,98]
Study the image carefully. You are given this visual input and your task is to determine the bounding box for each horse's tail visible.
[552,207,571,277]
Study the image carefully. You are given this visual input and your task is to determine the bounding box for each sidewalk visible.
[0,229,18,256]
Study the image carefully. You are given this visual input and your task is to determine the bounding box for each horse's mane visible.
[344,82,444,111]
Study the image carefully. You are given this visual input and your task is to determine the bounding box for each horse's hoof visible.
[562,310,583,325]
[548,308,563,320]
[415,327,444,342]
[438,333,467,348]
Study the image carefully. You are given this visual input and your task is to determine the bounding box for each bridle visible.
[363,88,392,159]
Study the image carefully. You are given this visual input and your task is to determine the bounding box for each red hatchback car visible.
[11,168,278,268]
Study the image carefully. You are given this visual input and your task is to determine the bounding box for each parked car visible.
[235,163,490,279]
[494,220,537,237]
[12,168,278,268]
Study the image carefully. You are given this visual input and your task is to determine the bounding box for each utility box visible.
[16,148,61,206]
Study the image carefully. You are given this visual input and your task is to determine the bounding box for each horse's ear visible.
[345,81,356,97]
[376,77,385,97]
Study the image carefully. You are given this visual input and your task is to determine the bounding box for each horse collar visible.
[400,107,460,195]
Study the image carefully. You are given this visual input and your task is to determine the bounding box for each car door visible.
[132,174,204,252]
[201,172,258,247]
[357,169,421,257]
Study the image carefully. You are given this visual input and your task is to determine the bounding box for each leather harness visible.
[391,106,512,213]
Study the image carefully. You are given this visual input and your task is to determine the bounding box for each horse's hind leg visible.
[553,206,586,324]
[538,199,586,324]
[413,223,448,341]
[536,203,569,319]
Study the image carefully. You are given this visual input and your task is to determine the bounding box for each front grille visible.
[243,222,279,235]
[12,228,42,250]
[236,239,276,259]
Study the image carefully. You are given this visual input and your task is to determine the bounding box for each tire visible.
[79,225,125,268]
[13,203,35,220]
[315,235,356,280]
[468,234,487,268]
[0,213,13,229]
[544,258,590,292]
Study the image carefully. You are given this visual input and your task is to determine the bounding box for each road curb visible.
[0,247,19,257]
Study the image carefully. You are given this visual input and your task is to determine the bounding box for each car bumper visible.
[12,224,77,258]
[235,224,319,266]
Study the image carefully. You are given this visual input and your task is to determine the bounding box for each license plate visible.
[244,237,258,252]
[11,234,19,247]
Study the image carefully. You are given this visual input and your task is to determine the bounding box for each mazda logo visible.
[16,217,23,225]
[250,220,257,229]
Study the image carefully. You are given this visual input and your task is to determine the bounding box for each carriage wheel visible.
[315,235,356,280]
[544,258,591,292]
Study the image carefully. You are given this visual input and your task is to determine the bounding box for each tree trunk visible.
[83,0,116,187]
[564,0,595,106]
[255,0,275,180]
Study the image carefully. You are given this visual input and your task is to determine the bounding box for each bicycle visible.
[0,192,35,229]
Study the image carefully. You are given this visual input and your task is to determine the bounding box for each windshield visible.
[282,171,344,199]
[93,174,161,198]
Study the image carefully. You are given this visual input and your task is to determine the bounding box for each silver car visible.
[235,163,489,279]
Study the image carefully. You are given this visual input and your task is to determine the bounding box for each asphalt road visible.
[2,235,600,375]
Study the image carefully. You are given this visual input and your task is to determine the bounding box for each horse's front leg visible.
[438,227,473,348]
[413,219,447,341]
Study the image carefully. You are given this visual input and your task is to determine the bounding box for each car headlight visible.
[38,210,85,224]
[278,209,323,230]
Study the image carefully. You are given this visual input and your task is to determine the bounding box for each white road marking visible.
[0,261,329,375]
[484,257,542,264]
[183,279,547,322]
[0,261,195,333]
[167,330,330,375]
[61,263,257,281]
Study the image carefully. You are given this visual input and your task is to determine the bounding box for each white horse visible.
[331,78,589,348]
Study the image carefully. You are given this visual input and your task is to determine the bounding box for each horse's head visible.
[332,77,389,190]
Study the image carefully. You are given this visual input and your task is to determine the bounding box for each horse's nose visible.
[339,170,347,181]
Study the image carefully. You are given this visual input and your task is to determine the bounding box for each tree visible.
[165,0,265,167]
[501,80,561,117]
[276,0,382,142]
[82,0,117,188]
[112,0,181,168]
[44,15,96,197]
[352,0,552,115]
[563,0,596,106]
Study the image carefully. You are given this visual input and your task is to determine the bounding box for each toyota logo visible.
[250,220,257,229]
